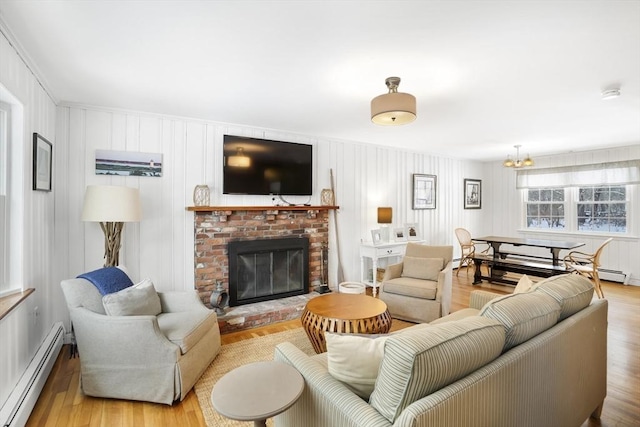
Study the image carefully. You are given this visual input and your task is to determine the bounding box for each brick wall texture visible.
[193,208,330,307]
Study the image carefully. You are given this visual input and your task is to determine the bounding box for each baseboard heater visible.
[0,322,64,427]
[598,268,629,284]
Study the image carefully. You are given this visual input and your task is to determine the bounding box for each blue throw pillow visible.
[78,267,134,296]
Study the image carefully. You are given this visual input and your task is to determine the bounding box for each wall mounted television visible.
[223,135,313,196]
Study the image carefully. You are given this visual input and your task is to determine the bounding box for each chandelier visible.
[371,77,416,125]
[503,145,534,168]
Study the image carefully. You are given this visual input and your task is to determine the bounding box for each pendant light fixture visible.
[227,147,251,168]
[503,145,534,168]
[371,77,416,125]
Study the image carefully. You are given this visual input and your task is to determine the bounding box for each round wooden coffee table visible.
[301,293,392,353]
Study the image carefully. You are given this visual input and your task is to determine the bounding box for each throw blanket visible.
[78,267,133,295]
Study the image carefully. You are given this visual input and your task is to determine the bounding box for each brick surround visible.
[193,207,330,313]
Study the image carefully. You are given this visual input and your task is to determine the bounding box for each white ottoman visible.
[338,282,366,294]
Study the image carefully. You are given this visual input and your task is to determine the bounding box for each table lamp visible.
[81,185,142,267]
[377,207,393,242]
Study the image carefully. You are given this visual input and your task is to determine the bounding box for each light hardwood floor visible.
[26,272,640,426]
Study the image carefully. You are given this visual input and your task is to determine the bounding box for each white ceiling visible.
[1,1,639,161]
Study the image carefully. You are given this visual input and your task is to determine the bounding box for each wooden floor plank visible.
[25,272,639,426]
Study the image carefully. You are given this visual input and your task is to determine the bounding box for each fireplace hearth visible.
[228,237,309,306]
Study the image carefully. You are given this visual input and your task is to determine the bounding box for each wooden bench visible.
[472,253,569,285]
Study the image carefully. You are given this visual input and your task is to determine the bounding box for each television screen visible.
[223,135,313,196]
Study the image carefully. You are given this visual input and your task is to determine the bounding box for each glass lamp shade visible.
[377,207,393,224]
[371,92,417,125]
[81,185,141,222]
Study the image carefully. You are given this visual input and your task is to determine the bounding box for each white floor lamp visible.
[81,185,142,267]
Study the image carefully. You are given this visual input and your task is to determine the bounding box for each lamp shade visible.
[371,77,416,125]
[377,207,393,224]
[371,92,417,125]
[81,185,141,222]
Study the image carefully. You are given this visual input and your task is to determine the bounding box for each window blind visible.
[516,160,640,189]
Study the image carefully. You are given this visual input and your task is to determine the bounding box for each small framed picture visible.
[405,223,420,240]
[464,179,482,209]
[393,227,406,242]
[413,174,436,209]
[33,133,52,192]
[371,229,383,245]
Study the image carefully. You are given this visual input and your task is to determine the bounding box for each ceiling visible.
[1,1,639,161]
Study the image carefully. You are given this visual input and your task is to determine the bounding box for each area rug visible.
[194,328,315,427]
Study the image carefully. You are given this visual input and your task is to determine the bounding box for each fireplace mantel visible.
[187,205,339,212]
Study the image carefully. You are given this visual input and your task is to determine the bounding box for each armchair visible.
[379,244,453,323]
[563,237,613,299]
[60,272,221,405]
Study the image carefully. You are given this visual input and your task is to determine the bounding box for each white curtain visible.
[516,160,640,189]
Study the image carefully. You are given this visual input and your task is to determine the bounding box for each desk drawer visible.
[376,246,404,257]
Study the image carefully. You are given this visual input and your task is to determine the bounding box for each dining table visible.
[470,235,584,285]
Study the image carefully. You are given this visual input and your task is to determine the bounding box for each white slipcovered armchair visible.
[60,268,221,405]
[379,244,453,323]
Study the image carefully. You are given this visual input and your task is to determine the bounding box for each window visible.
[526,185,629,234]
[577,186,627,232]
[526,188,565,229]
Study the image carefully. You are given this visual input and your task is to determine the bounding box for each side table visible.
[211,361,304,427]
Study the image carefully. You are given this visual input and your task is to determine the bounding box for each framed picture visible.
[405,223,420,240]
[464,178,482,209]
[371,229,383,245]
[393,227,406,242]
[413,174,436,209]
[95,149,163,177]
[32,133,52,191]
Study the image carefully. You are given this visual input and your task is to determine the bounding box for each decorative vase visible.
[209,281,229,315]
[321,188,334,205]
[193,185,210,206]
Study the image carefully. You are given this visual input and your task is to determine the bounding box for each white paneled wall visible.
[0,29,57,412]
[57,104,488,295]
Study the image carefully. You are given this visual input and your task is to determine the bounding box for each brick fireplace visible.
[191,206,333,320]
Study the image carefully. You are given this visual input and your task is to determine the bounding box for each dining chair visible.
[563,237,613,299]
[454,228,489,277]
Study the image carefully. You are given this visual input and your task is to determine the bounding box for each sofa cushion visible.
[157,309,217,354]
[479,291,561,351]
[369,316,505,423]
[325,332,389,400]
[401,257,443,281]
[102,278,162,316]
[532,274,594,320]
[382,277,437,300]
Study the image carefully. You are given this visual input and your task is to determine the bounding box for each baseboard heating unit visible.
[0,322,63,427]
[598,269,629,284]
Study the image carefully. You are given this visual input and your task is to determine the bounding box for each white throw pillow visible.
[514,274,534,294]
[401,257,443,281]
[102,278,162,316]
[325,332,389,400]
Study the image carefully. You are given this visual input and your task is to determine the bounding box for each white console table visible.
[360,241,424,297]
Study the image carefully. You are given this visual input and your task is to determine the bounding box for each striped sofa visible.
[274,274,607,427]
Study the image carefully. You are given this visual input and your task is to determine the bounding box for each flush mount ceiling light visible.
[601,88,621,100]
[371,77,416,125]
[227,147,251,168]
[503,144,534,168]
